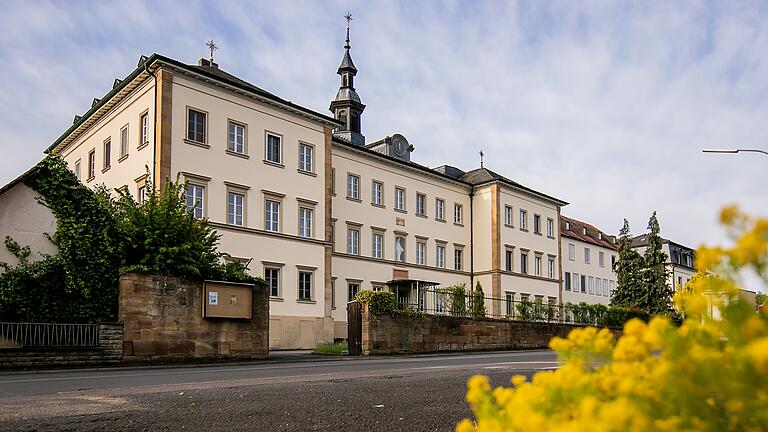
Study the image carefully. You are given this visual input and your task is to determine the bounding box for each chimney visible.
[197,58,218,69]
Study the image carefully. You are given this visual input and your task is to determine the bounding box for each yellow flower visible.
[456,419,475,432]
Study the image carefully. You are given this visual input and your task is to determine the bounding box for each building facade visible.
[46,29,573,348]
[560,216,618,306]
[631,235,697,291]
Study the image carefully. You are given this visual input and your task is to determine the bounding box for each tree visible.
[471,282,486,319]
[642,212,673,314]
[610,219,645,309]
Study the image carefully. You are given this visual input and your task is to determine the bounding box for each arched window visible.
[351,112,360,133]
[338,110,347,129]
[342,75,348,87]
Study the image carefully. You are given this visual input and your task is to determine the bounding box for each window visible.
[371,181,383,206]
[454,204,463,224]
[298,271,312,300]
[347,174,360,200]
[266,133,282,164]
[565,221,571,230]
[505,249,514,272]
[505,293,514,316]
[610,280,616,295]
[331,168,336,195]
[137,186,147,204]
[140,112,149,146]
[265,267,280,297]
[520,251,528,274]
[454,249,463,271]
[299,143,313,172]
[74,159,81,181]
[435,199,445,221]
[395,187,405,211]
[228,121,245,154]
[584,248,591,264]
[572,273,580,292]
[583,227,588,235]
[227,191,245,226]
[588,276,594,294]
[565,272,571,291]
[547,218,554,237]
[520,210,528,230]
[599,251,605,267]
[187,109,206,143]
[299,207,312,238]
[533,214,541,234]
[504,206,513,226]
[534,255,542,276]
[604,279,610,296]
[416,241,425,265]
[185,184,204,219]
[547,257,555,278]
[347,228,360,255]
[395,236,406,262]
[372,233,383,259]
[103,139,111,169]
[581,275,587,293]
[265,200,280,232]
[120,125,129,159]
[436,244,446,268]
[611,255,617,268]
[416,193,426,216]
[348,282,361,301]
[568,243,575,261]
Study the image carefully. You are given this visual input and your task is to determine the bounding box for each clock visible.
[393,137,406,156]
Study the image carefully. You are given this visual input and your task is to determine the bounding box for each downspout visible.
[469,188,475,290]
[143,59,158,188]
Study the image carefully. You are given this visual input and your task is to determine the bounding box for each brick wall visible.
[0,323,123,369]
[119,273,269,362]
[361,305,616,355]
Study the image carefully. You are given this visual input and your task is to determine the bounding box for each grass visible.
[313,341,348,355]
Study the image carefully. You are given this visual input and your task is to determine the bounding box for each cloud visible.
[1,0,767,261]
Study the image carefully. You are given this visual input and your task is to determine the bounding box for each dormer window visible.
[582,227,587,235]
[565,221,571,230]
[598,232,603,240]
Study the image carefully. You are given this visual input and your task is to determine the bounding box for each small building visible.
[631,234,696,291]
[0,166,57,268]
[560,216,618,306]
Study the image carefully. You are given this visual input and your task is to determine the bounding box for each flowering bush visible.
[458,206,768,431]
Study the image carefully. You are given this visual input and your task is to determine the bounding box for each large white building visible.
[42,26,587,349]
[560,216,618,306]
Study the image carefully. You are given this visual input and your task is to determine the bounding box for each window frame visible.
[347,173,361,200]
[546,218,554,238]
[519,209,528,231]
[185,183,205,219]
[415,192,426,217]
[227,119,248,155]
[394,187,406,212]
[264,131,283,165]
[520,250,529,274]
[372,231,384,259]
[264,265,283,298]
[435,198,446,221]
[139,110,149,148]
[416,240,426,265]
[102,138,111,171]
[264,198,282,232]
[584,247,591,265]
[298,206,313,238]
[298,142,314,173]
[371,180,384,206]
[347,226,360,255]
[504,205,513,227]
[226,188,247,227]
[298,269,314,301]
[435,243,446,268]
[186,107,208,144]
[119,124,129,160]
[454,203,463,225]
[533,214,541,235]
[454,247,463,271]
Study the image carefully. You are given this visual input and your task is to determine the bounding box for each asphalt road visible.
[0,350,558,431]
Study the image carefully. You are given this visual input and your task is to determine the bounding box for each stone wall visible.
[361,306,616,355]
[0,323,123,369]
[119,273,269,362]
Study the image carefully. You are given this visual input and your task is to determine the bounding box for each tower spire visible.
[344,12,352,50]
[330,12,365,146]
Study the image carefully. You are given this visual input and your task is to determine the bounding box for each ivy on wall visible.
[0,156,261,323]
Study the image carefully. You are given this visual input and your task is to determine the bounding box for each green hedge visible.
[564,302,652,328]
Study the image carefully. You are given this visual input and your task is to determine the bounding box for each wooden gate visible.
[347,301,362,356]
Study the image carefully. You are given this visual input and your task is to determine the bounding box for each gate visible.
[347,301,362,355]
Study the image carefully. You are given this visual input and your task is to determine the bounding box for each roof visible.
[560,215,619,251]
[338,50,357,73]
[631,234,694,252]
[460,168,568,206]
[0,164,39,196]
[47,53,341,154]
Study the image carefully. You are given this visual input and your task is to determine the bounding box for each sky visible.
[1,0,767,254]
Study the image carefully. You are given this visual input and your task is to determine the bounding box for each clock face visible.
[394,138,406,156]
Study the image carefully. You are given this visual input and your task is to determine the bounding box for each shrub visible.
[457,206,768,431]
[355,290,395,315]
[471,282,486,319]
[444,284,468,317]
[516,298,534,321]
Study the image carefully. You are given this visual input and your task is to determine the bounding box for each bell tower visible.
[330,13,366,146]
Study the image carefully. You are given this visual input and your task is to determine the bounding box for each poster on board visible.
[208,291,218,305]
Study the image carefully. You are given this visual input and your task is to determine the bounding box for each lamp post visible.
[703,148,768,156]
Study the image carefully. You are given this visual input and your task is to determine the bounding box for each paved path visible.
[0,350,558,431]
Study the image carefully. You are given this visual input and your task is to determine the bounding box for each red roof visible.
[560,215,619,251]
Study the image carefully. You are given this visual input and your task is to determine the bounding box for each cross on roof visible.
[206,39,218,62]
[480,150,485,168]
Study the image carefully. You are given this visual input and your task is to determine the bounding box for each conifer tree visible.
[642,212,673,313]
[610,219,645,308]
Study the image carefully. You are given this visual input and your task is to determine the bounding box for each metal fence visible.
[0,322,101,348]
[397,288,565,323]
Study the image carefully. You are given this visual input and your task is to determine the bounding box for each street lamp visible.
[702,148,768,156]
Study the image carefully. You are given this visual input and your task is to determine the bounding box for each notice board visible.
[202,280,254,319]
